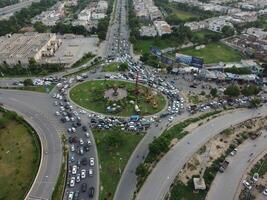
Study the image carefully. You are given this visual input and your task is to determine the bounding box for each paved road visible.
[207,130,267,200]
[0,0,39,20]
[136,106,267,200]
[114,113,190,200]
[0,90,64,200]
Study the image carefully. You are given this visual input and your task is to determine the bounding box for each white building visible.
[140,26,157,37]
[153,21,172,36]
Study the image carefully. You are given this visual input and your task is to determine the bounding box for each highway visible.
[136,106,267,200]
[207,130,267,200]
[0,0,40,20]
[0,90,64,200]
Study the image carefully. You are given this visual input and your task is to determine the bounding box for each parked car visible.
[70,177,75,187]
[90,157,95,166]
[242,180,252,190]
[68,191,74,200]
[88,187,95,198]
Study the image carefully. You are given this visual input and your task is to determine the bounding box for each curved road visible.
[0,90,64,200]
[207,130,267,200]
[136,106,267,200]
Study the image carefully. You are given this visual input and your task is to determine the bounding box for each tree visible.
[224,84,240,97]
[222,26,235,37]
[33,22,48,33]
[249,98,261,108]
[23,79,33,86]
[210,88,218,97]
[135,163,148,177]
[119,63,128,71]
[241,85,261,96]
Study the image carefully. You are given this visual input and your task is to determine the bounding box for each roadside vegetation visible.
[92,129,143,200]
[69,80,166,116]
[0,58,64,77]
[103,62,128,72]
[134,110,222,195]
[0,107,41,200]
[71,53,95,68]
[0,0,19,8]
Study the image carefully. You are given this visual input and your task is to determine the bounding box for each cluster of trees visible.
[224,66,252,75]
[221,25,235,37]
[224,84,261,97]
[0,0,19,8]
[51,22,91,36]
[128,0,140,42]
[118,63,128,71]
[0,58,64,76]
[97,17,110,40]
[0,0,57,36]
[191,30,223,44]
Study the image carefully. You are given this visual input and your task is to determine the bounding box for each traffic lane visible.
[207,130,267,200]
[114,113,190,200]
[136,107,267,200]
[0,92,62,200]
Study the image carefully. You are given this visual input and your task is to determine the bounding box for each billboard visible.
[175,53,203,68]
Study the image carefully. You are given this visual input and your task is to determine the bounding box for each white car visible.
[242,180,252,190]
[76,174,81,183]
[90,157,95,166]
[88,168,93,177]
[70,177,75,187]
[80,138,84,145]
[70,145,75,152]
[168,116,174,122]
[55,111,60,116]
[72,165,77,175]
[68,191,74,200]
[230,148,237,156]
[81,169,86,179]
[263,188,267,195]
[85,132,90,138]
[87,139,91,145]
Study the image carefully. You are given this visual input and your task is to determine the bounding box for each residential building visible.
[153,21,172,36]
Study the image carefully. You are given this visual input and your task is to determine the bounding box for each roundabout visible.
[69,80,167,117]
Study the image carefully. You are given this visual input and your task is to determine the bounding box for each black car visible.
[60,118,66,123]
[81,183,87,192]
[88,187,95,198]
[82,126,87,132]
[81,157,88,165]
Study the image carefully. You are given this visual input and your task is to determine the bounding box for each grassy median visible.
[0,108,41,200]
[92,129,143,200]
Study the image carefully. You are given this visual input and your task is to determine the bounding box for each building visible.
[0,32,61,66]
[96,1,108,13]
[208,18,233,32]
[153,21,172,36]
[140,26,157,37]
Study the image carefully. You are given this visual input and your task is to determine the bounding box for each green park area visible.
[69,80,166,116]
[93,129,143,200]
[0,108,41,200]
[173,10,198,21]
[133,38,178,54]
[178,42,244,64]
[103,62,128,72]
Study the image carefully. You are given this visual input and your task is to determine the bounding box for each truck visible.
[219,160,229,172]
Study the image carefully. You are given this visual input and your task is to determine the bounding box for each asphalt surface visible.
[0,0,39,19]
[114,112,191,200]
[136,106,267,200]
[0,90,64,200]
[207,130,267,200]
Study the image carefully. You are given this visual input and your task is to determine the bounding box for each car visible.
[81,157,88,165]
[88,168,93,177]
[81,169,86,179]
[84,144,90,152]
[55,111,60,116]
[70,177,75,187]
[230,148,237,156]
[68,191,74,200]
[72,165,77,175]
[81,183,87,192]
[168,116,174,122]
[76,174,81,183]
[87,139,91,145]
[85,132,90,138]
[70,145,75,152]
[74,191,79,200]
[88,187,95,198]
[80,138,84,145]
[242,180,252,190]
[263,188,267,195]
[82,126,87,132]
[90,157,94,166]
[252,173,259,182]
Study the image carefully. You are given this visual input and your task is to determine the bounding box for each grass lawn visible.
[103,62,121,72]
[92,129,143,200]
[178,42,244,64]
[0,111,41,200]
[70,80,166,116]
[173,9,197,21]
[133,38,178,54]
